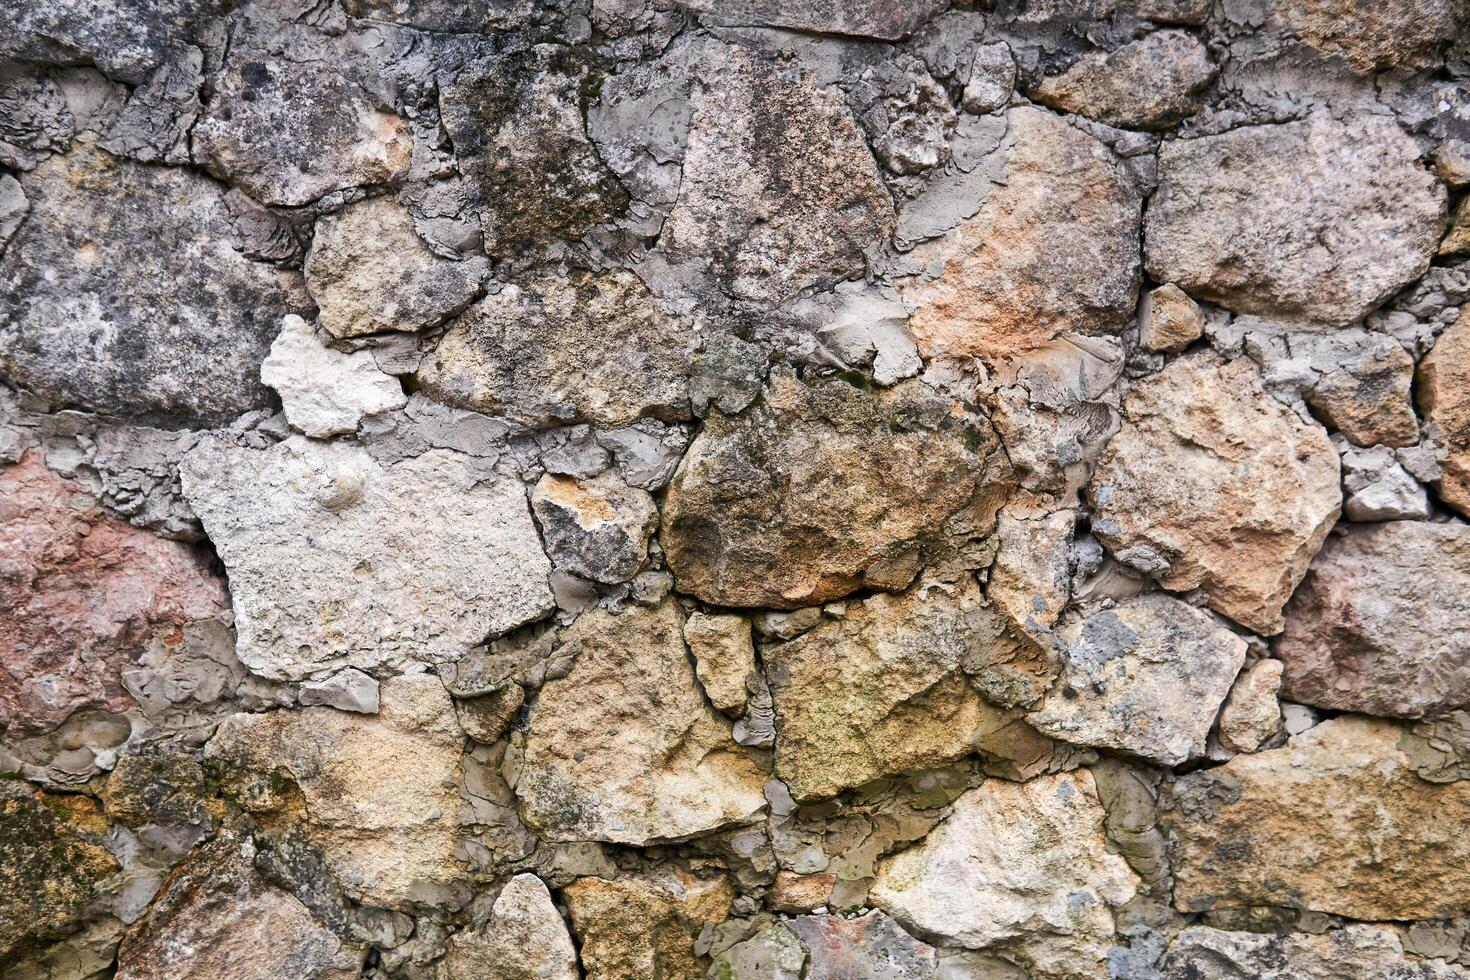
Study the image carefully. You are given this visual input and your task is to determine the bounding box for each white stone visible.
[261,315,407,438]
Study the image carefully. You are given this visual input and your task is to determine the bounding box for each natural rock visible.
[988,501,1074,639]
[1088,353,1340,635]
[531,473,657,585]
[1161,924,1470,979]
[0,146,299,425]
[564,870,733,980]
[1138,284,1204,354]
[515,601,767,845]
[662,369,1010,608]
[1270,0,1468,74]
[303,196,487,340]
[963,43,1017,114]
[1168,716,1470,920]
[181,436,552,681]
[871,771,1138,978]
[1216,659,1282,754]
[1275,521,1470,718]
[116,833,363,980]
[788,911,939,979]
[299,669,380,715]
[206,674,467,909]
[434,874,577,980]
[1339,443,1429,521]
[2,0,227,84]
[1442,196,1470,257]
[1145,115,1445,325]
[414,268,692,427]
[1419,310,1470,517]
[194,52,410,207]
[902,106,1142,364]
[769,871,835,914]
[707,924,806,980]
[681,0,945,40]
[660,48,895,303]
[1306,338,1419,447]
[1,451,228,734]
[1027,594,1247,767]
[261,316,406,439]
[684,612,757,717]
[1030,31,1214,130]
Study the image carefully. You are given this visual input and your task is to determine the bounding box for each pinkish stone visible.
[0,452,228,734]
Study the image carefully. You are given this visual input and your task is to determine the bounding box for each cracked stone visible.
[260,315,407,439]
[564,870,734,980]
[433,874,577,980]
[1418,309,1470,518]
[684,612,757,718]
[1217,659,1282,755]
[1339,443,1429,522]
[1030,30,1215,131]
[531,472,657,585]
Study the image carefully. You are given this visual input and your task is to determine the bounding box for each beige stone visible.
[435,874,577,980]
[1031,30,1215,130]
[1138,284,1204,354]
[260,315,407,438]
[1419,310,1470,518]
[1306,338,1419,448]
[662,368,1011,608]
[684,612,757,717]
[1440,196,1470,257]
[1088,353,1340,634]
[1169,716,1470,920]
[769,871,836,913]
[903,106,1141,365]
[1216,659,1282,754]
[988,499,1074,639]
[515,601,767,845]
[1272,0,1467,74]
[564,870,733,980]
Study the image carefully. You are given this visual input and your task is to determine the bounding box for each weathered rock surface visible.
[1161,924,1470,979]
[1,451,228,734]
[1419,310,1470,517]
[1168,716,1470,920]
[684,612,757,717]
[660,48,895,302]
[902,106,1141,364]
[662,369,1010,608]
[707,924,807,980]
[116,833,363,980]
[1306,338,1419,447]
[1138,283,1204,354]
[304,196,487,339]
[260,315,406,438]
[1275,521,1470,718]
[564,870,733,980]
[1030,31,1214,130]
[434,874,577,980]
[414,268,693,427]
[988,501,1074,639]
[181,436,552,681]
[2,0,227,84]
[682,0,945,39]
[1339,443,1430,522]
[871,771,1137,977]
[206,673,466,909]
[0,147,299,425]
[1145,115,1445,325]
[515,601,767,845]
[531,472,657,584]
[1217,659,1282,754]
[1270,0,1468,74]
[1028,594,1247,766]
[788,911,940,979]
[1089,354,1340,635]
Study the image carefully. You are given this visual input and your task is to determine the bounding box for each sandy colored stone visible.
[205,674,467,910]
[1271,0,1467,74]
[988,500,1074,639]
[1145,115,1445,325]
[1168,716,1470,920]
[0,146,299,425]
[304,196,487,339]
[661,47,895,303]
[260,315,406,438]
[769,871,836,914]
[662,369,1010,608]
[903,106,1141,364]
[1306,337,1419,448]
[180,436,552,681]
[1162,924,1470,979]
[1419,310,1470,517]
[1275,521,1470,718]
[1088,353,1340,635]
[1030,30,1214,130]
[515,600,767,845]
[531,472,657,585]
[0,451,228,735]
[1138,283,1204,354]
[414,267,693,427]
[1441,196,1470,257]
[685,612,757,717]
[871,771,1137,978]
[1027,593,1247,767]
[116,833,363,980]
[564,870,734,980]
[1217,659,1282,754]
[434,874,577,980]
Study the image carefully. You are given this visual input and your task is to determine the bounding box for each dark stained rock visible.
[1,0,231,85]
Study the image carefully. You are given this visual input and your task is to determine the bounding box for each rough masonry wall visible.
[1,1,1470,978]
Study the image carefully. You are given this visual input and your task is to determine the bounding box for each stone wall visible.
[2,1,1470,977]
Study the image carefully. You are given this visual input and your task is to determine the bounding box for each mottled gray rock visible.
[682,0,945,39]
[343,0,536,31]
[660,46,895,303]
[684,612,757,717]
[414,268,693,427]
[788,911,939,979]
[0,67,78,170]
[1030,30,1214,130]
[1306,337,1419,448]
[1217,659,1282,754]
[0,174,26,249]
[304,196,487,339]
[1161,925,1470,980]
[1339,443,1429,522]
[662,369,1011,608]
[707,924,806,980]
[261,316,406,439]
[1268,0,1468,74]
[299,669,379,715]
[963,43,1017,114]
[1028,594,1247,766]
[2,0,228,85]
[434,874,577,980]
[1146,115,1446,325]
[181,436,553,681]
[99,46,202,165]
[1276,521,1470,718]
[531,472,657,584]
[0,147,300,425]
[1139,284,1203,353]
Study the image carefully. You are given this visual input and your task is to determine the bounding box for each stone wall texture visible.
[2,1,1470,978]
